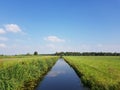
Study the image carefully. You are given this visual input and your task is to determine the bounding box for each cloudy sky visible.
[0,0,120,55]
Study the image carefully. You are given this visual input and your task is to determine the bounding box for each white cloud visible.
[0,43,6,48]
[0,28,6,34]
[44,36,65,42]
[5,24,22,33]
[0,37,8,41]
[78,44,120,52]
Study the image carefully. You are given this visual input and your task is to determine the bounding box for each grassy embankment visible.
[64,56,120,90]
[0,56,58,90]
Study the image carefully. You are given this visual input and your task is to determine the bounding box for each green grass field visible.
[64,56,120,90]
[0,56,58,90]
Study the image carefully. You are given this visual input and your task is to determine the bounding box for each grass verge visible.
[0,56,58,90]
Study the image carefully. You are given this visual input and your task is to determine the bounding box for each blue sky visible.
[0,0,120,54]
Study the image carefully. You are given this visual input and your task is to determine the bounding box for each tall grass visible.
[64,56,120,90]
[0,56,58,90]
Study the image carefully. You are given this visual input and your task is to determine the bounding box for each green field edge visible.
[23,58,58,90]
[0,56,59,90]
[64,56,120,90]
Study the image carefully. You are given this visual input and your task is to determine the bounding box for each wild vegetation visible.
[64,56,120,90]
[0,56,58,90]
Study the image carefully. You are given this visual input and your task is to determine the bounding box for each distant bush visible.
[34,51,38,55]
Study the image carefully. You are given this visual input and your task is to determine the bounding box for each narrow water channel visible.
[36,59,89,90]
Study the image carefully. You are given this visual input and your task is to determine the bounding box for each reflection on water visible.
[36,59,89,90]
[47,71,66,77]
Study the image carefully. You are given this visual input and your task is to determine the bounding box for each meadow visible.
[0,56,58,90]
[64,56,120,90]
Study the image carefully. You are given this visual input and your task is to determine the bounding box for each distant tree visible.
[0,54,4,56]
[34,51,38,55]
[26,53,31,56]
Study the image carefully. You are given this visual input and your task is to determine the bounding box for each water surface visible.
[36,59,89,90]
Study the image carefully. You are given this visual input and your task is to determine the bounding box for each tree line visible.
[1,51,120,56]
[54,52,120,56]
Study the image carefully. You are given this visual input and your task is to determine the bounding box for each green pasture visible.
[64,56,120,90]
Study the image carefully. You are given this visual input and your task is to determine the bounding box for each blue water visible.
[36,59,89,90]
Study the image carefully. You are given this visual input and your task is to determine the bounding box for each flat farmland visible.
[64,56,120,90]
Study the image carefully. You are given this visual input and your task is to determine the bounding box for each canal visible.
[36,59,89,90]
